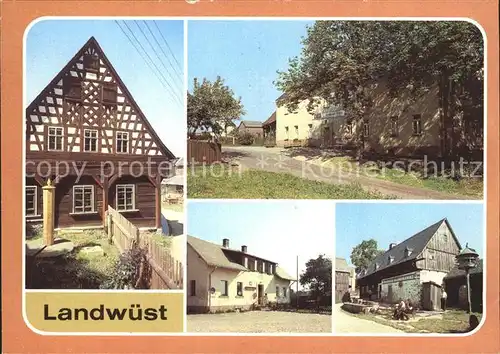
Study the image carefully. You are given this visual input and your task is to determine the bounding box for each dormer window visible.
[388,256,395,264]
[244,257,248,268]
[374,263,380,270]
[405,247,413,257]
[83,53,99,72]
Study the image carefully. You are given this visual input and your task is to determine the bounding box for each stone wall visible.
[380,271,421,304]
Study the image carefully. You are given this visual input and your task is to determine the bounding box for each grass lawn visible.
[313,156,483,198]
[26,230,120,289]
[352,309,482,333]
[187,165,393,199]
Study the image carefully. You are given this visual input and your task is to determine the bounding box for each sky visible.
[187,201,335,289]
[188,20,313,123]
[25,19,185,157]
[336,203,485,267]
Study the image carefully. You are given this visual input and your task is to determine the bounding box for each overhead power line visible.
[134,20,183,90]
[114,20,183,107]
[143,20,183,81]
[153,20,183,74]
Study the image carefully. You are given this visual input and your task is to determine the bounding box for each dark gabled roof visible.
[187,235,295,281]
[358,218,457,280]
[445,259,483,280]
[262,111,276,127]
[238,120,263,128]
[26,36,175,159]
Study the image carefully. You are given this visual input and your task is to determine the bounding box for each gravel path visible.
[334,304,403,334]
[223,146,468,200]
[188,311,332,333]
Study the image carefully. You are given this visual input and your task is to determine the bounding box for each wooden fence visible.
[187,139,222,165]
[107,206,183,289]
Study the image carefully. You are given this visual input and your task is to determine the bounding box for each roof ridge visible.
[376,218,446,258]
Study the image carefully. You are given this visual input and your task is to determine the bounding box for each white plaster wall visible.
[209,268,291,308]
[419,270,448,286]
[186,246,210,308]
[275,99,324,145]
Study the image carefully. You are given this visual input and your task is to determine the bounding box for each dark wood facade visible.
[335,271,350,303]
[25,37,176,229]
[357,219,462,302]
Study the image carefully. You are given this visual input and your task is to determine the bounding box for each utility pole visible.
[296,255,299,308]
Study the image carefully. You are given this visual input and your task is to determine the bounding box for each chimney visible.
[222,238,229,248]
[241,245,247,253]
[389,242,398,250]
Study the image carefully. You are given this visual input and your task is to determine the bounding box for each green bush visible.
[236,131,254,145]
[100,246,151,290]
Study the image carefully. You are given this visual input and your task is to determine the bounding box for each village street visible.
[223,146,466,200]
[187,311,332,333]
[333,304,403,334]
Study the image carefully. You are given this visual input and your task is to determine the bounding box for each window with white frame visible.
[84,129,98,152]
[48,127,64,151]
[116,184,135,211]
[308,123,313,138]
[285,126,289,140]
[25,186,37,216]
[283,287,287,297]
[363,121,370,138]
[412,114,423,135]
[220,280,228,296]
[72,185,94,213]
[346,120,353,135]
[116,131,129,153]
[294,125,299,139]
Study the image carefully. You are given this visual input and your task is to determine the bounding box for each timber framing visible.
[25,37,177,230]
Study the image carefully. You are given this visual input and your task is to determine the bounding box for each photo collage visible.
[23,18,485,335]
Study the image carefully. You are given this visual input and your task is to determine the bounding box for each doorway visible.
[258,284,264,305]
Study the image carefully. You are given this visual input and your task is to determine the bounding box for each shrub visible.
[100,245,151,289]
[236,131,254,145]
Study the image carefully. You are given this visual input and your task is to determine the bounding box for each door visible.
[388,285,393,303]
[322,126,332,147]
[258,284,264,305]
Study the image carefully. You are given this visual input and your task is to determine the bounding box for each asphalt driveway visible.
[187,310,332,333]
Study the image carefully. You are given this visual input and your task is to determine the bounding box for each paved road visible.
[188,311,332,333]
[161,208,184,263]
[334,304,403,334]
[223,146,468,200]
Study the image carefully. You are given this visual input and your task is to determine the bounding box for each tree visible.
[275,21,483,155]
[187,76,245,139]
[350,239,385,274]
[299,255,332,308]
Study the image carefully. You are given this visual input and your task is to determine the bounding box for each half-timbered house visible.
[25,37,176,230]
[356,218,462,310]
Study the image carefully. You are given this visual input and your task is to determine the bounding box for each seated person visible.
[406,300,414,313]
[393,300,409,320]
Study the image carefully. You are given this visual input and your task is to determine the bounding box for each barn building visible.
[356,218,462,311]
